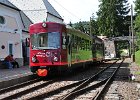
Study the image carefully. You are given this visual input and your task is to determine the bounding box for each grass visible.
[135,50,140,66]
[135,71,140,75]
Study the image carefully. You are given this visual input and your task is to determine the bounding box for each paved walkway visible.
[0,65,32,82]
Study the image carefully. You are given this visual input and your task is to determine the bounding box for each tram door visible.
[67,35,72,67]
[22,38,29,65]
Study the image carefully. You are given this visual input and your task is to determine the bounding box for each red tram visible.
[29,22,104,76]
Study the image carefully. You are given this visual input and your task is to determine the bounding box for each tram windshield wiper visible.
[34,47,57,50]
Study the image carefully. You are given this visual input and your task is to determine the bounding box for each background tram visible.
[92,36,105,62]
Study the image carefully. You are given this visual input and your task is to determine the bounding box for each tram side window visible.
[74,35,77,50]
[31,34,39,49]
[84,40,86,50]
[73,35,75,49]
[79,38,82,50]
[71,35,74,48]
[77,37,80,50]
[86,40,90,50]
[83,39,85,50]
[89,41,92,50]
[81,38,83,50]
[62,32,68,49]
[81,39,85,50]
[75,36,78,50]
[86,40,88,51]
[96,43,99,50]
[85,40,87,50]
[96,43,102,50]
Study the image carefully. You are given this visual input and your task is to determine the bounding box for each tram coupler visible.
[37,69,48,77]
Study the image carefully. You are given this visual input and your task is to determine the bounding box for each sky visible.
[48,0,135,23]
[48,0,100,23]
[9,0,135,24]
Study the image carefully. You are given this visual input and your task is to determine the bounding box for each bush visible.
[135,50,140,66]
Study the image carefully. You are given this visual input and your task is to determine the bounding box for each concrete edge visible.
[0,74,37,90]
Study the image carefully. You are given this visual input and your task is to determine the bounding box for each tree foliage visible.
[135,0,140,31]
[72,14,99,36]
[97,0,130,37]
[134,0,140,49]
[135,0,140,14]
[90,14,99,36]
[74,21,86,33]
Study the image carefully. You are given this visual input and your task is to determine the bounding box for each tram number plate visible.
[40,66,46,68]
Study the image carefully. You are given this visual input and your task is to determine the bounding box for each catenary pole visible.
[131,4,135,62]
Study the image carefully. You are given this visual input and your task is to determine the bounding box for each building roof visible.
[8,0,63,23]
[19,11,33,31]
[43,0,63,20]
[0,0,19,11]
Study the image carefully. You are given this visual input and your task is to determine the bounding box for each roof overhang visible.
[0,2,20,11]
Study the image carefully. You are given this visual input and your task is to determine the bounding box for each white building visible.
[0,0,64,67]
[0,0,32,66]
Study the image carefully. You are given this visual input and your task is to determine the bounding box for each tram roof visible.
[67,28,91,40]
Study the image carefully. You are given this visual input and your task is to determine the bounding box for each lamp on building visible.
[15,42,19,45]
[14,29,18,34]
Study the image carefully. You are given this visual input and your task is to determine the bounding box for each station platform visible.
[0,65,36,89]
[0,58,133,82]
[0,65,32,82]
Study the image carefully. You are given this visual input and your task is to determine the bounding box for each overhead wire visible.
[22,9,47,11]
[52,0,81,21]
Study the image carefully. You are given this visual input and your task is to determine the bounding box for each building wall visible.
[0,4,24,66]
[0,32,21,57]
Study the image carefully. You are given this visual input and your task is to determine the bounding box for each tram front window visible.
[31,32,60,49]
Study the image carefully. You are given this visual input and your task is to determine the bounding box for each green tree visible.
[97,0,130,37]
[134,0,140,49]
[73,14,99,36]
[68,21,73,27]
[74,21,85,33]
[135,0,140,14]
[90,14,99,36]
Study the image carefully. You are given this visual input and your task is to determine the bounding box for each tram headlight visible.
[32,56,37,62]
[54,56,58,62]
[42,22,47,28]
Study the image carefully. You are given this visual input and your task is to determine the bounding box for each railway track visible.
[0,77,55,100]
[0,59,123,100]
[0,74,76,100]
[62,60,124,100]
[27,59,123,100]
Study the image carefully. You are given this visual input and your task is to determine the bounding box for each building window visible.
[9,43,13,55]
[0,16,5,24]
